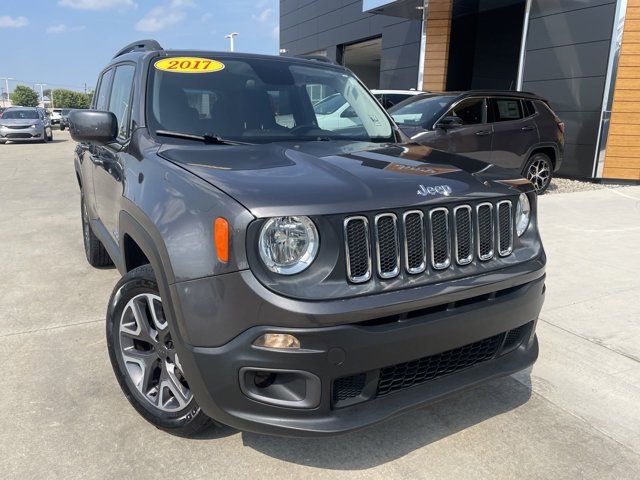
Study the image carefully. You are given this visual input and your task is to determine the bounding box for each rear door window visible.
[489,98,524,122]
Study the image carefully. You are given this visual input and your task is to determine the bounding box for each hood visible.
[0,118,41,126]
[158,141,527,217]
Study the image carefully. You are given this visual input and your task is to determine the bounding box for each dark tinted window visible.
[95,68,114,110]
[490,98,523,122]
[447,97,485,125]
[108,64,135,138]
[523,100,536,117]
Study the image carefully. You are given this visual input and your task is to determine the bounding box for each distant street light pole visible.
[36,83,46,107]
[225,32,239,52]
[1,77,14,107]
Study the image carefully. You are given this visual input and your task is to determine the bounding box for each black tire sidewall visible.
[106,266,210,434]
[523,153,552,194]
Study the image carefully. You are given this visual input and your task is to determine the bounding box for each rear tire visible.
[523,152,553,194]
[81,196,113,267]
[106,265,215,436]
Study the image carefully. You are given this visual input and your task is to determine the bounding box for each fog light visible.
[253,333,300,350]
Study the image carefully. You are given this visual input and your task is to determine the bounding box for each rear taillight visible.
[557,121,565,134]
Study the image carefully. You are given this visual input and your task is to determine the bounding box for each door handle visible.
[475,130,491,136]
[521,126,535,131]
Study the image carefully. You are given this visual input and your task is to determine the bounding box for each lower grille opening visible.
[331,322,533,406]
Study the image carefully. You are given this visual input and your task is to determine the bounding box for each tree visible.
[10,85,39,107]
[51,88,92,109]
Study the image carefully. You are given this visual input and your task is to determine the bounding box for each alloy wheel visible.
[119,293,193,412]
[526,157,551,193]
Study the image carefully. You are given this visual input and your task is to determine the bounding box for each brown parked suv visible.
[389,91,565,194]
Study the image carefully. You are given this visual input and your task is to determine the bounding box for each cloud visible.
[135,0,195,32]
[46,24,67,34]
[58,0,136,10]
[46,24,86,34]
[0,15,28,28]
[271,26,279,39]
[252,8,272,23]
[201,12,212,22]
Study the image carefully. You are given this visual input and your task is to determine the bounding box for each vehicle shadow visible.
[238,375,532,470]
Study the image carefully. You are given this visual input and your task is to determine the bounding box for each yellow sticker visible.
[154,57,225,73]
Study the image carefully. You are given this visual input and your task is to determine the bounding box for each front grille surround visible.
[374,213,400,279]
[429,207,451,270]
[496,200,514,257]
[342,197,517,284]
[343,216,372,283]
[476,202,495,261]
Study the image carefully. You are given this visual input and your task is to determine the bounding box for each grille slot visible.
[429,208,450,270]
[497,200,513,256]
[344,216,371,283]
[376,333,504,397]
[374,213,400,278]
[333,373,366,404]
[453,205,473,265]
[476,203,494,261]
[402,210,426,274]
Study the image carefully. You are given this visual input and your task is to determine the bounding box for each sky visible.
[0,0,280,95]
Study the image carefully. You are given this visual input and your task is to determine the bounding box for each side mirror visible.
[69,110,117,145]
[435,115,463,130]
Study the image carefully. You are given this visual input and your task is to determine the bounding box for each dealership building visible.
[280,0,640,181]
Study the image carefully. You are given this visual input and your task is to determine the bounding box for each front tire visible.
[106,265,214,436]
[81,196,113,267]
[523,152,553,194]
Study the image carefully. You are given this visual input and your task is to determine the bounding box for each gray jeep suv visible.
[70,40,545,437]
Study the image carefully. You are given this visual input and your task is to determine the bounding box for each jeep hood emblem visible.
[417,184,452,197]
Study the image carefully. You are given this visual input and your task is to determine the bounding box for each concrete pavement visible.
[1,131,639,479]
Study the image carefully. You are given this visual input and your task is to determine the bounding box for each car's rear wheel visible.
[107,265,214,436]
[523,152,553,194]
[81,196,113,267]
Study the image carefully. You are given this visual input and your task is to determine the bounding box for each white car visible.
[50,109,63,125]
[371,89,423,109]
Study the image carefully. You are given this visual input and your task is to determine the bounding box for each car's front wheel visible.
[106,265,214,436]
[523,152,553,194]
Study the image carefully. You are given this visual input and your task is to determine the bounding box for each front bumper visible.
[176,264,544,437]
[0,125,44,141]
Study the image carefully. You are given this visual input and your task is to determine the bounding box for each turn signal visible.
[253,333,301,350]
[214,217,229,263]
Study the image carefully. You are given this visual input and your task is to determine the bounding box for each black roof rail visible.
[294,55,336,65]
[113,39,163,59]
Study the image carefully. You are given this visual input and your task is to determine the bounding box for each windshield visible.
[389,95,455,128]
[147,57,394,143]
[62,109,72,115]
[1,109,39,120]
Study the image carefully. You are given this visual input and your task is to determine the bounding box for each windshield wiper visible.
[155,130,251,145]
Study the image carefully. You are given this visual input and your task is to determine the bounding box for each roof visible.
[416,90,548,102]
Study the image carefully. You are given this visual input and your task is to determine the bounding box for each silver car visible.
[0,107,53,144]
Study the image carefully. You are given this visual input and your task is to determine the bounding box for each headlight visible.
[515,193,531,236]
[258,216,319,274]
[31,124,39,128]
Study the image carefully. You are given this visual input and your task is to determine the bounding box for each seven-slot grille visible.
[344,199,515,283]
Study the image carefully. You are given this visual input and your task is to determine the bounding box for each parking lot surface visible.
[2,132,640,479]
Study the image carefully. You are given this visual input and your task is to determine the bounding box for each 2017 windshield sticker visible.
[154,57,225,73]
